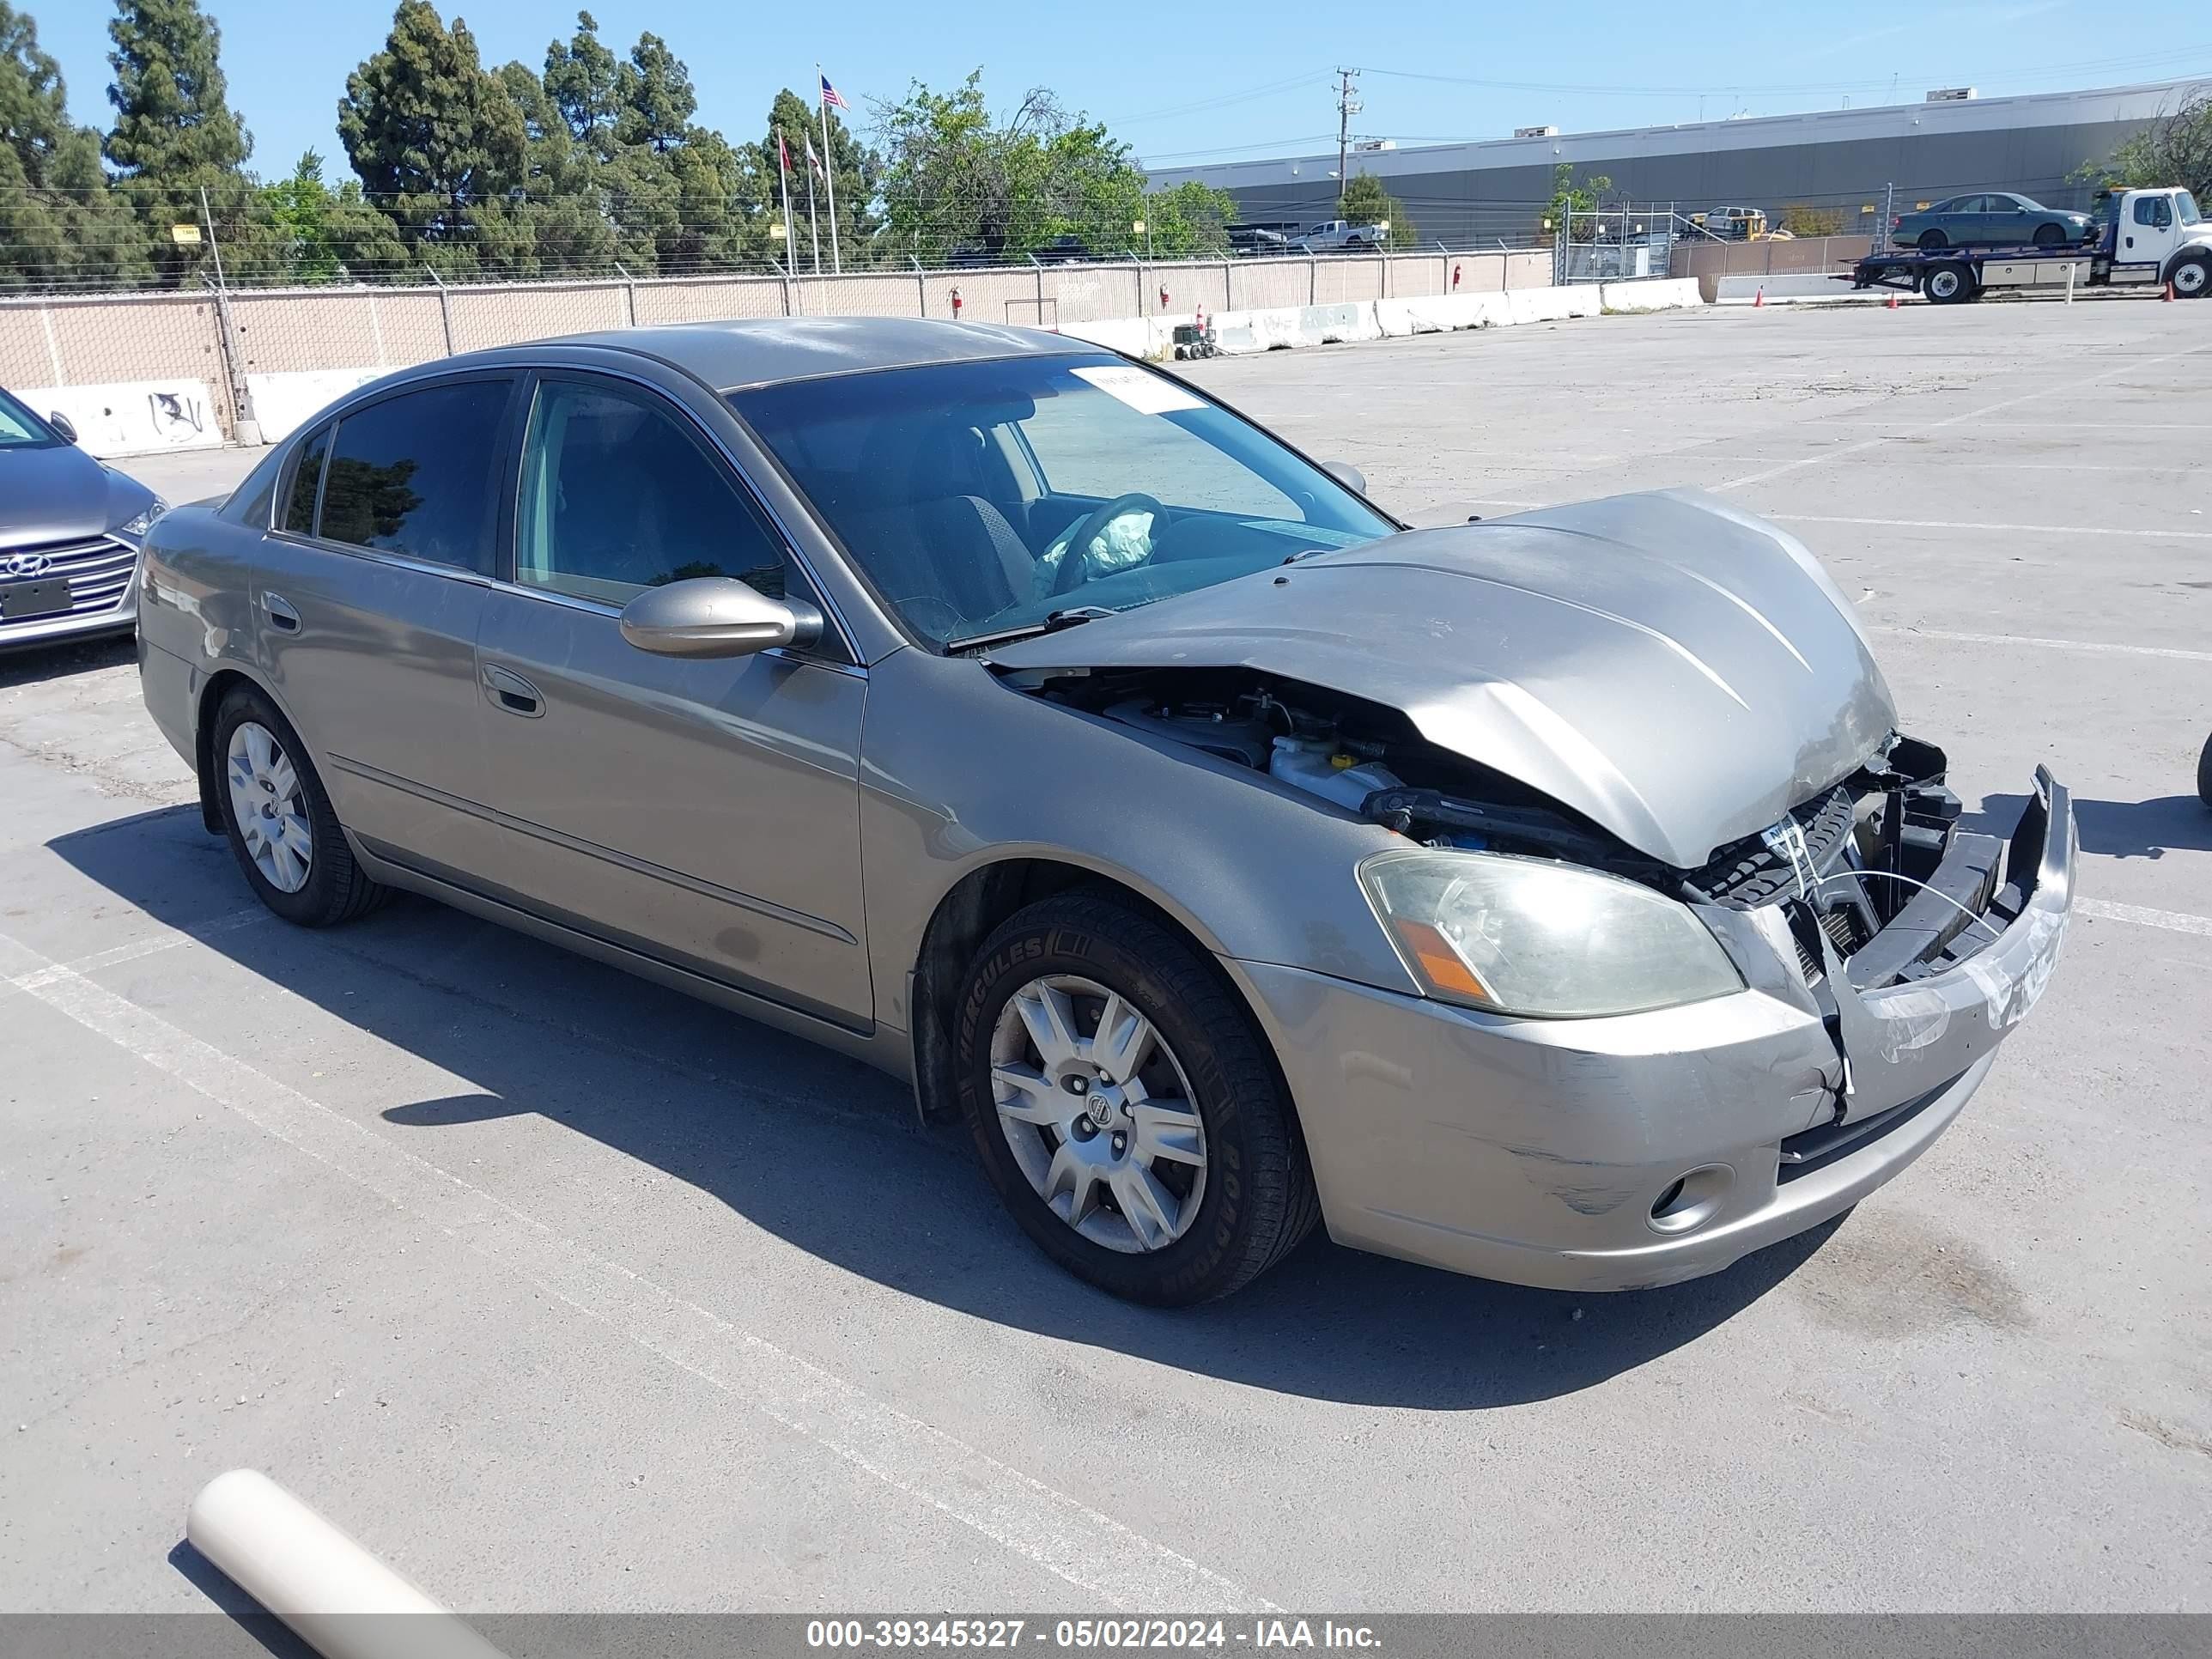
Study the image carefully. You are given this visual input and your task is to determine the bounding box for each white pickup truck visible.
[1294,219,1389,252]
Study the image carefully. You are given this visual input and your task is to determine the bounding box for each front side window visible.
[282,424,329,535]
[318,379,511,574]
[733,353,1395,650]
[514,378,804,611]
[2135,195,2173,228]
[0,386,59,449]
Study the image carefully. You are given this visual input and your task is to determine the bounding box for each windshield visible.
[732,352,1395,649]
[0,386,61,449]
[2178,190,2203,225]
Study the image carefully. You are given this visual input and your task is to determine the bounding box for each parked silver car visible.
[136,319,2075,1304]
[1,386,163,652]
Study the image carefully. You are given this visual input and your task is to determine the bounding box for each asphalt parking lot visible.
[4,297,2208,1619]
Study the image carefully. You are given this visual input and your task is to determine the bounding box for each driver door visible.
[471,372,872,1027]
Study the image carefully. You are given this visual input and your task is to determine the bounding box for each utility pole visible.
[1334,68,1360,210]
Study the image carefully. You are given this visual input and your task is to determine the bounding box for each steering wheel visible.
[1048,492,1164,598]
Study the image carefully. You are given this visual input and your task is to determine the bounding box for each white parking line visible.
[1717,339,2212,492]
[1869,627,2212,664]
[1770,514,2212,541]
[2078,898,2212,939]
[3,906,267,994]
[0,926,1274,1613]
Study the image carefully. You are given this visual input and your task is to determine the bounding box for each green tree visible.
[542,9,618,157]
[1546,162,1613,240]
[495,58,619,275]
[337,0,527,276]
[2080,92,2212,203]
[258,149,408,283]
[103,0,256,283]
[0,1,149,289]
[1339,171,1416,246]
[1140,179,1237,257]
[878,72,1181,265]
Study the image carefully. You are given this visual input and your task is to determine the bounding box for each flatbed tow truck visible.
[1841,186,2210,304]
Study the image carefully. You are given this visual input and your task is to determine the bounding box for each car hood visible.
[0,443,142,546]
[990,489,1898,868]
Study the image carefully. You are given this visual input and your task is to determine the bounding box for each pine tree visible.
[542,10,617,160]
[337,1,526,276]
[102,0,255,283]
[0,1,150,289]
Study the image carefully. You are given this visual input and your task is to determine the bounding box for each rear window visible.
[318,380,511,574]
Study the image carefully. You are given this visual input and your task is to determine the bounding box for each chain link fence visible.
[0,246,1555,447]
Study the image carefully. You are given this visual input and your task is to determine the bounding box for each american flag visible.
[819,72,848,110]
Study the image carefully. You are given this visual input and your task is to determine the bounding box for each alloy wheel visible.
[225,720,313,893]
[988,974,1208,1254]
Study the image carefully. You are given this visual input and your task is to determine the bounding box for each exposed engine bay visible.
[1006,665,2021,994]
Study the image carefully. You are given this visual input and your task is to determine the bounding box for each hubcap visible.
[225,721,313,893]
[2180,264,2206,295]
[989,975,1208,1254]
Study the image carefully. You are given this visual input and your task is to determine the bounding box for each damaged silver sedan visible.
[135,319,2074,1304]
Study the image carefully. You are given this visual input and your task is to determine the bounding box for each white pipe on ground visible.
[185,1469,507,1659]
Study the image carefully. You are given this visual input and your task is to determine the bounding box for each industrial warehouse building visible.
[1148,79,2209,245]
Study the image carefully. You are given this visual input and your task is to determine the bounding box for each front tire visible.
[2172,253,2210,299]
[211,686,387,927]
[954,890,1319,1304]
[2033,222,2067,248]
[2197,732,2212,808]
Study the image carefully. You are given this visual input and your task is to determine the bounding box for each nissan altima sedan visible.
[1,385,164,653]
[136,319,2074,1304]
[1893,191,2094,250]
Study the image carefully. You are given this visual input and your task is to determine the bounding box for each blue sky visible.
[33,0,2212,178]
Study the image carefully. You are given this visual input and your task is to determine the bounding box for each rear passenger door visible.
[256,373,520,877]
[471,372,872,1027]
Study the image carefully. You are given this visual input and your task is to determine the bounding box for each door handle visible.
[262,592,301,632]
[481,663,544,718]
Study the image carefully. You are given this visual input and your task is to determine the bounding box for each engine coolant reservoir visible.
[1269,736,1401,812]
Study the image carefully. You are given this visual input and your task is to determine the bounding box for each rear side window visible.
[282,425,328,534]
[319,380,511,574]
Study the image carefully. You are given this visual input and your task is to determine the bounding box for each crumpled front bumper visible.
[1227,769,2075,1291]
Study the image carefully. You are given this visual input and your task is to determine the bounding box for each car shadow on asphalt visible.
[0,632,135,690]
[56,805,1838,1412]
[1967,790,2212,860]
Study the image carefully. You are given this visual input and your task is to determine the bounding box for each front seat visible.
[852,423,1036,635]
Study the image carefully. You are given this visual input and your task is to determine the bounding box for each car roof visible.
[516,316,1086,392]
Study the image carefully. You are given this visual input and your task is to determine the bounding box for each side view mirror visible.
[1322,460,1368,496]
[618,575,823,659]
[48,411,77,445]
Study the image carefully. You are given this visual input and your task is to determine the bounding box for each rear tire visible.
[2033,222,2066,248]
[2171,253,2210,299]
[1923,262,1975,305]
[2197,732,2212,809]
[210,685,388,927]
[954,890,1320,1304]
[1917,228,1950,251]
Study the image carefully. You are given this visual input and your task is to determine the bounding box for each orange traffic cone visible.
[2165,280,2176,301]
[1887,293,1899,311]
[1753,286,1765,307]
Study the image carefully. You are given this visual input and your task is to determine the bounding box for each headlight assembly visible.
[116,500,168,540]
[1358,848,1743,1018]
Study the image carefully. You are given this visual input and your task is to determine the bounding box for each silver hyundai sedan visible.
[136,319,2074,1304]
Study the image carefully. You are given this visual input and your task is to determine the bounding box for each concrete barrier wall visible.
[21,380,223,456]
[1599,277,1705,313]
[245,368,392,442]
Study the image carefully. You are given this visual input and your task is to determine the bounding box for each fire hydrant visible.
[951,288,962,318]
[1158,284,1170,310]
[1452,262,1462,290]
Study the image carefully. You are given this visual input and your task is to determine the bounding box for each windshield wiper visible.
[947,605,1116,653]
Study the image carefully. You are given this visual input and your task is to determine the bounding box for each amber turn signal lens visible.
[1392,917,1492,1003]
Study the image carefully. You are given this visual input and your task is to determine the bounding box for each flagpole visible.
[775,126,796,271]
[805,151,821,275]
[818,64,842,275]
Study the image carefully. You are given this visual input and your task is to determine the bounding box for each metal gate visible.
[1553,207,1678,285]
